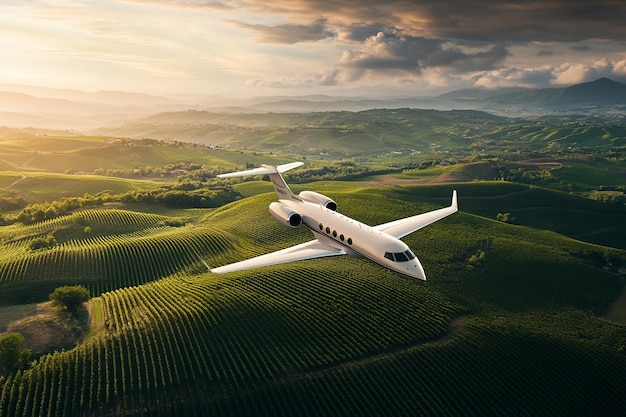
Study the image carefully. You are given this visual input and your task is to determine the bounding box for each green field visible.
[1,117,625,416]
[1,182,625,416]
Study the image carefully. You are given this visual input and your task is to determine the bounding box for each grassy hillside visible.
[389,181,626,249]
[0,171,162,203]
[90,109,626,160]
[0,134,289,175]
[1,183,625,416]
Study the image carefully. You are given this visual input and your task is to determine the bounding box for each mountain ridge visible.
[1,78,624,129]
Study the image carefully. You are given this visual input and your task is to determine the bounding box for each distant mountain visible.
[0,78,624,130]
[0,84,180,108]
[0,86,191,129]
[215,78,626,114]
[435,78,626,112]
[554,77,626,105]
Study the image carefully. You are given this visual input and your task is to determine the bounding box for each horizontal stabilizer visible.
[218,161,304,178]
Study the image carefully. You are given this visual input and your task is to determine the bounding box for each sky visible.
[1,0,626,98]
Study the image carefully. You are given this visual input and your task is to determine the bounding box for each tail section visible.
[218,161,304,200]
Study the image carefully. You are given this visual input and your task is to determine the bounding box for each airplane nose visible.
[413,266,426,280]
[412,259,427,281]
[399,261,426,281]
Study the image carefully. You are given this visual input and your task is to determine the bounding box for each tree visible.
[496,212,517,224]
[49,285,90,312]
[0,333,31,375]
[28,233,57,250]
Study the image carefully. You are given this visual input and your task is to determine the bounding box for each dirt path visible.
[283,315,468,383]
[0,174,26,190]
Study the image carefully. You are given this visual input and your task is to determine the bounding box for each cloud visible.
[473,57,626,89]
[123,0,234,10]
[246,69,340,88]
[234,18,335,43]
[229,1,625,91]
[552,59,626,85]
[339,32,509,78]
[231,0,626,43]
[474,67,556,89]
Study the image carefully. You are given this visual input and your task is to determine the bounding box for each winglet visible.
[451,190,458,210]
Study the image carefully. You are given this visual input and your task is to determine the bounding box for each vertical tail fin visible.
[217,161,304,200]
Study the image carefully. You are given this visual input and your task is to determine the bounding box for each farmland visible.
[1,109,625,416]
[1,182,625,416]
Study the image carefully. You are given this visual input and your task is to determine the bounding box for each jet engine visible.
[269,202,302,228]
[298,191,337,211]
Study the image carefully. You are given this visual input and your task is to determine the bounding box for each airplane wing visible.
[211,239,345,274]
[373,190,458,239]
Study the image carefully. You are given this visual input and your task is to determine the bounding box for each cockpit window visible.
[395,252,409,262]
[384,250,416,263]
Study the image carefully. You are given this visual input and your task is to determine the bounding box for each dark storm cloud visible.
[342,23,395,42]
[408,0,626,42]
[340,32,509,75]
[241,0,626,43]
[234,18,335,43]
[537,50,555,57]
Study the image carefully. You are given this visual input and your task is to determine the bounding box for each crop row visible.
[2,262,625,417]
[0,264,460,416]
[0,225,233,302]
[0,209,171,242]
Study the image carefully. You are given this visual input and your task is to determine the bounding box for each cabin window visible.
[347,238,353,245]
[332,230,337,237]
[319,223,323,230]
[326,227,331,234]
[340,234,344,241]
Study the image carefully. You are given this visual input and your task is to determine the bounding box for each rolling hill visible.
[1,182,625,416]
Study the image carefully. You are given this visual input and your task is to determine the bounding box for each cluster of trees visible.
[285,161,369,182]
[496,212,517,224]
[0,285,89,377]
[2,183,240,226]
[29,233,57,250]
[0,196,27,212]
[15,195,105,225]
[467,249,486,269]
[49,285,90,312]
[94,161,206,179]
[500,167,558,185]
[0,197,28,226]
[119,186,239,208]
[0,333,31,376]
[176,168,232,183]
[592,189,626,210]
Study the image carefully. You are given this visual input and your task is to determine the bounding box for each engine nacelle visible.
[269,202,302,228]
[298,191,337,211]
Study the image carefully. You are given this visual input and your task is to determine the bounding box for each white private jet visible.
[211,162,457,280]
